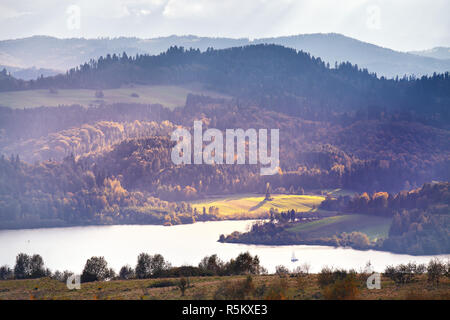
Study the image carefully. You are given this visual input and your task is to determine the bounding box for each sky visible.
[0,0,449,52]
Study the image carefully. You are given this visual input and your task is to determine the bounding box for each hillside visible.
[1,34,450,78]
[2,45,449,126]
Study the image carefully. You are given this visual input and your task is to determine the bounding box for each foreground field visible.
[0,84,229,109]
[0,274,448,300]
[190,194,325,218]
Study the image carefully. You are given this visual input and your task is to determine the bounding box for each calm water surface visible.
[0,220,448,273]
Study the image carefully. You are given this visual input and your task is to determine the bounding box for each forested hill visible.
[3,45,450,123]
[1,34,450,78]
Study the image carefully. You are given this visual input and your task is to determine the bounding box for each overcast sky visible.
[0,0,449,52]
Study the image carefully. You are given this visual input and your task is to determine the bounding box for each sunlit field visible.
[190,194,325,218]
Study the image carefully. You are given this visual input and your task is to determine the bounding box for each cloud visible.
[0,5,32,19]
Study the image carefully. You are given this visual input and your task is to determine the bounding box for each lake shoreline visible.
[1,220,448,274]
[219,235,450,257]
[1,218,448,257]
[0,216,254,231]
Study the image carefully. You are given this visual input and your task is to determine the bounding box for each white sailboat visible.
[291,251,298,263]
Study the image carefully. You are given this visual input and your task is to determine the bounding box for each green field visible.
[0,84,229,109]
[190,194,325,218]
[286,214,392,240]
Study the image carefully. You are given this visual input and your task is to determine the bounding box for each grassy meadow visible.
[286,214,392,241]
[189,194,325,218]
[0,84,229,109]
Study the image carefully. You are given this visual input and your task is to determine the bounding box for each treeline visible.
[0,251,265,282]
[319,182,450,217]
[2,252,449,300]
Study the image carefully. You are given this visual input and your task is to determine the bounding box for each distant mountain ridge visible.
[0,34,449,79]
[409,47,450,60]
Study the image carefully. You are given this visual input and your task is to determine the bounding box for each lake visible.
[0,220,448,274]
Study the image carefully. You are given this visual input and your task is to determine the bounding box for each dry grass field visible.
[0,274,448,300]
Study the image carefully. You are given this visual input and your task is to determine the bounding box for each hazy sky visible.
[0,0,449,52]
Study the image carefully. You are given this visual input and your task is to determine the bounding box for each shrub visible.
[275,265,290,277]
[264,277,289,300]
[214,276,255,300]
[384,263,421,285]
[427,259,446,286]
[293,262,311,275]
[317,267,350,287]
[178,277,189,296]
[317,266,334,287]
[323,274,359,300]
